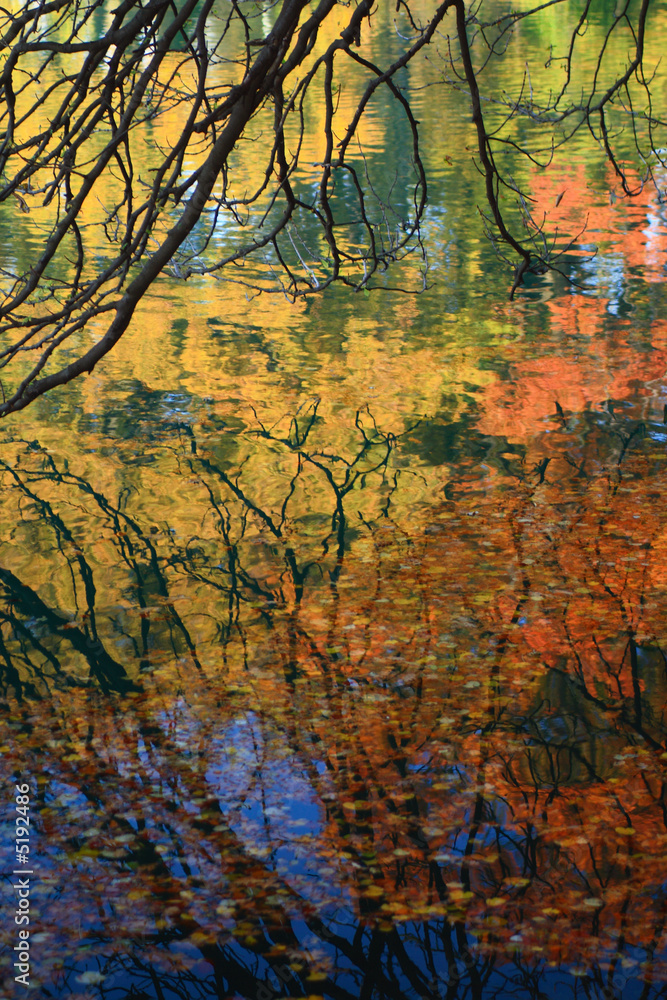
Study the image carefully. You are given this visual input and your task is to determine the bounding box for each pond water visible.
[2,3,667,999]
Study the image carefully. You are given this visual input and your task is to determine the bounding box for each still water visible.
[2,2,667,998]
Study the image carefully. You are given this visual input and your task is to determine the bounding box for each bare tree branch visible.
[0,0,660,413]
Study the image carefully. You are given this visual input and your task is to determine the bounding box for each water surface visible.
[2,3,667,998]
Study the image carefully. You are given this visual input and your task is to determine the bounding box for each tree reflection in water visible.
[1,404,667,999]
